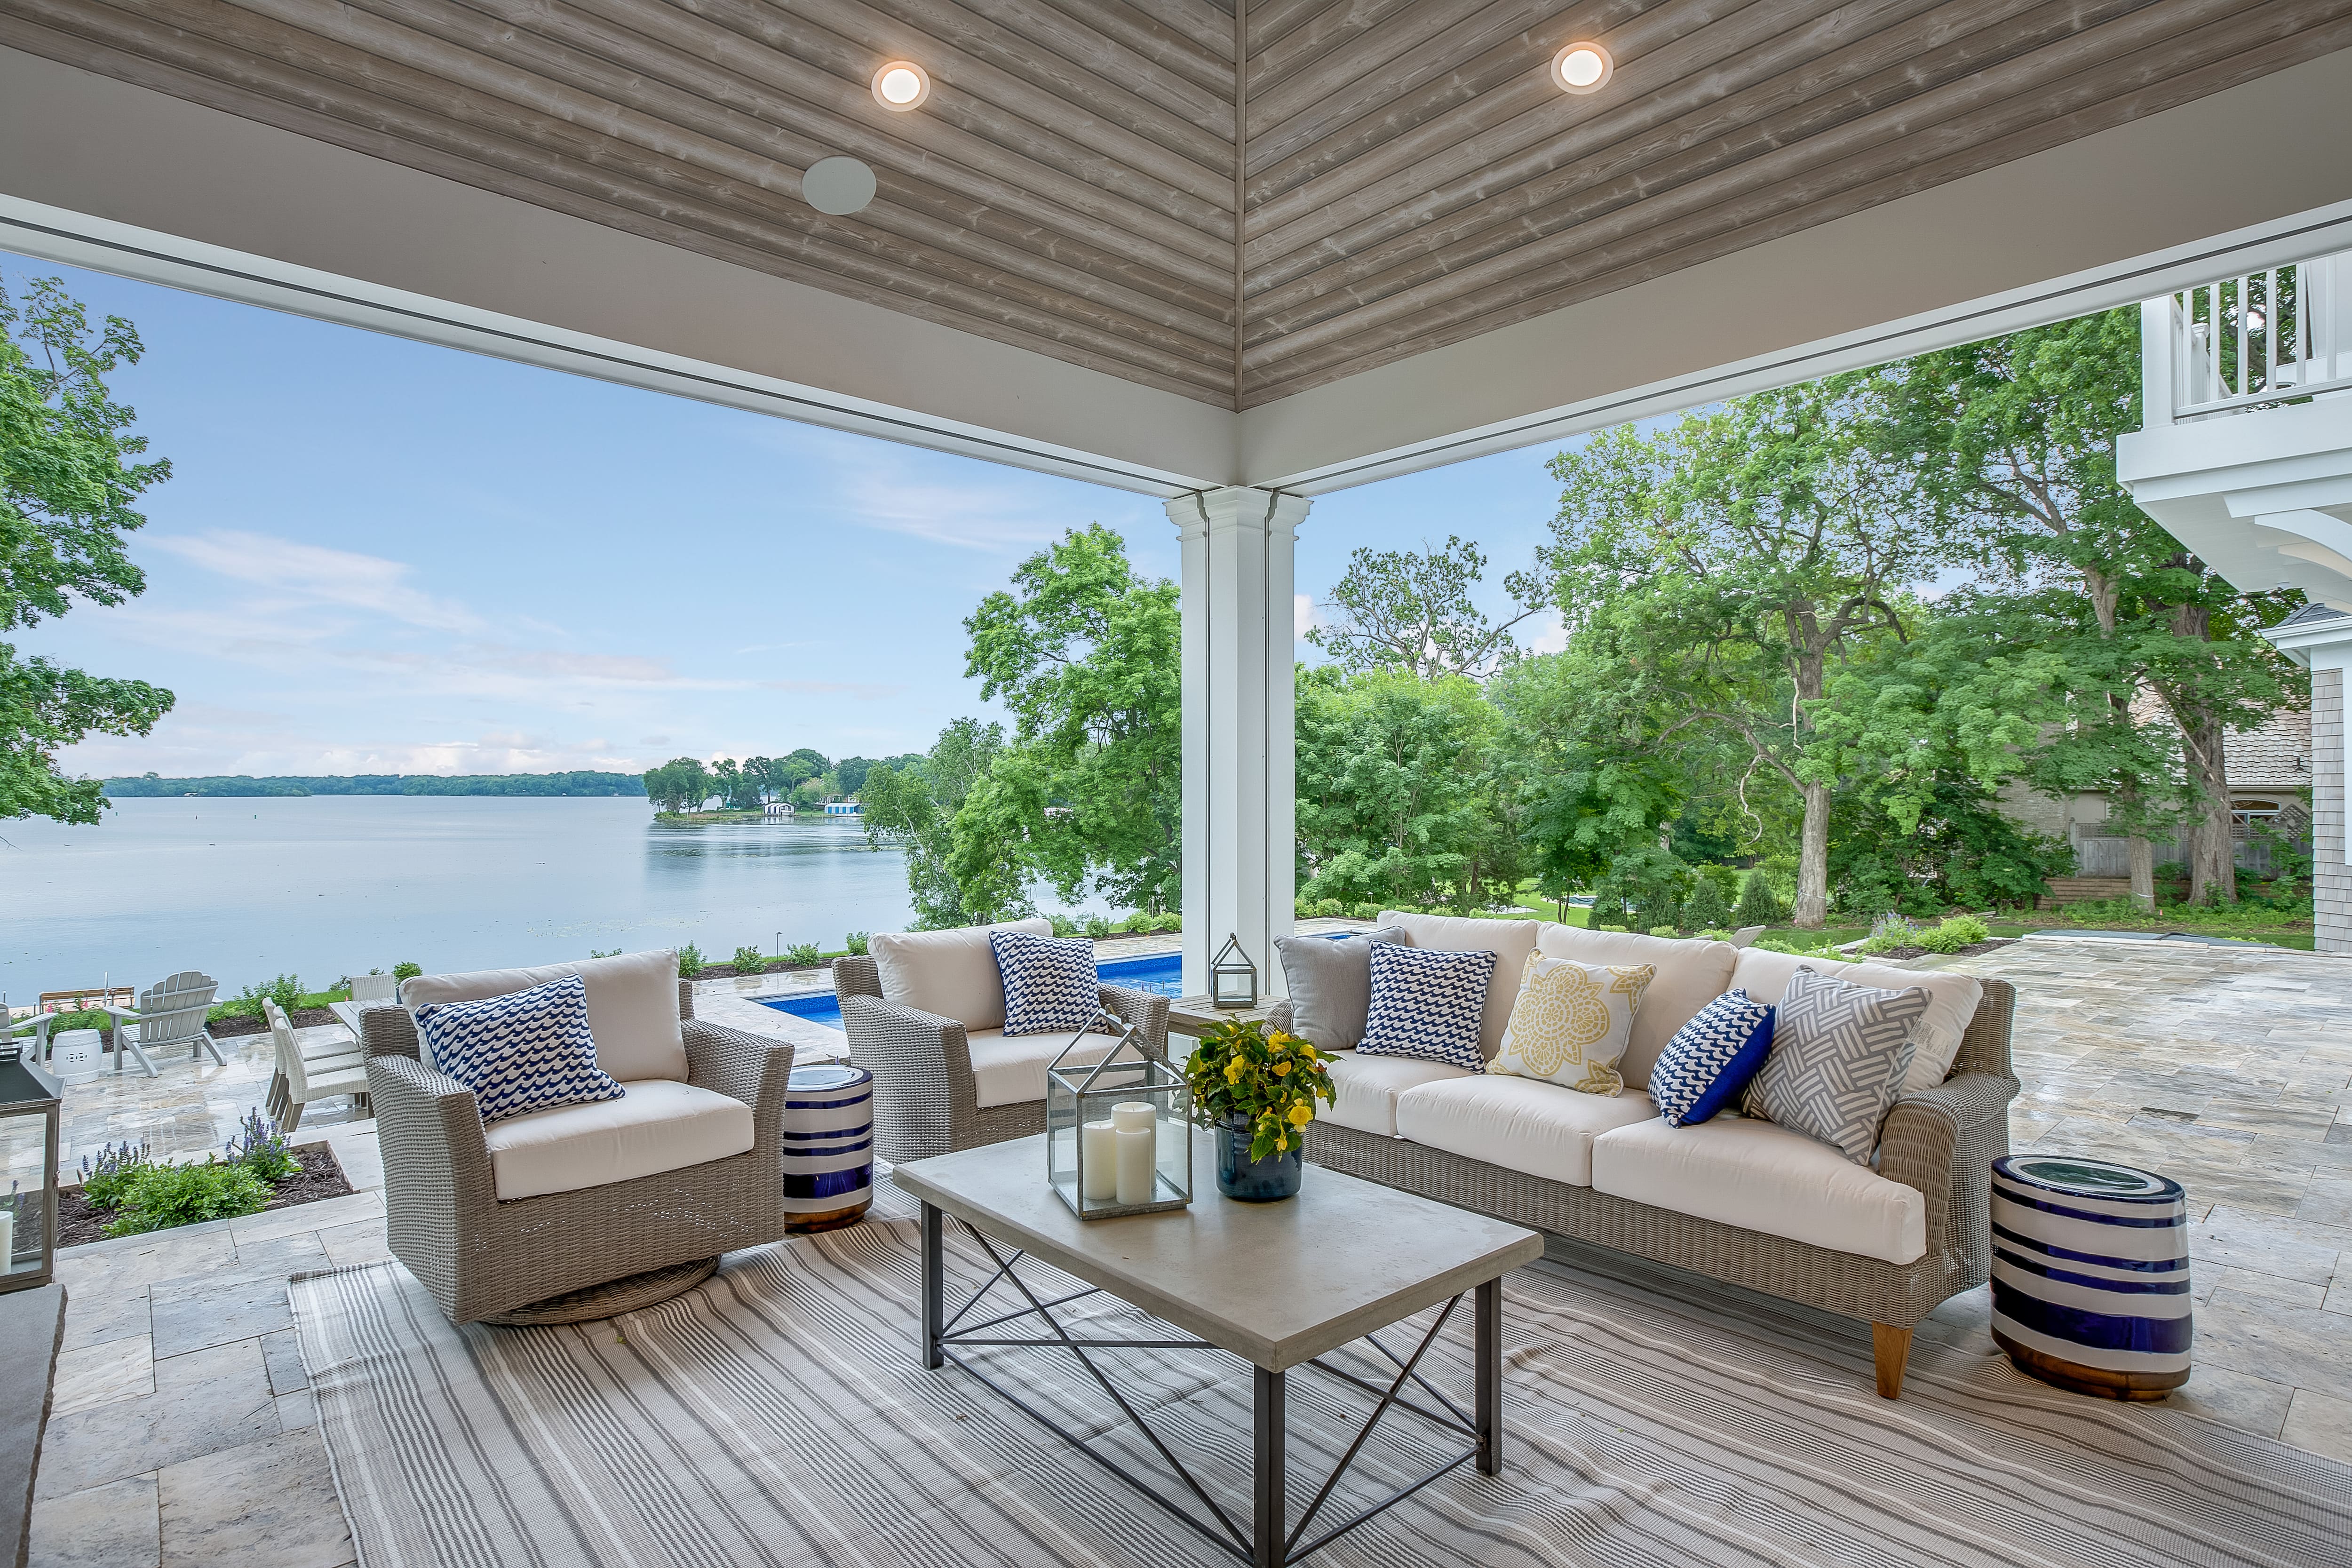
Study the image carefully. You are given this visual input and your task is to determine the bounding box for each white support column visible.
[1168,487,1309,998]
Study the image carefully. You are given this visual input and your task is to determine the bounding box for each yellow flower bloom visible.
[1224,1057,1243,1082]
[1287,1102,1313,1128]
[1297,1043,1319,1060]
[1273,1061,1291,1076]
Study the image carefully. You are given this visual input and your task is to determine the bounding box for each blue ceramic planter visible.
[1215,1114,1303,1202]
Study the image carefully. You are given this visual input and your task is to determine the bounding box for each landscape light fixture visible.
[872,61,931,111]
[1551,42,1613,95]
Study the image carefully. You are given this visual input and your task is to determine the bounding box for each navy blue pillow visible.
[990,930,1101,1036]
[1649,989,1775,1127]
[413,973,625,1125]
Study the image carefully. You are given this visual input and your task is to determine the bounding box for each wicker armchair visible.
[359,976,793,1324]
[834,949,1171,1164]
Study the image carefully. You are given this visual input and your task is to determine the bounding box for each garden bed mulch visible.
[1858,938,2018,963]
[56,1141,353,1249]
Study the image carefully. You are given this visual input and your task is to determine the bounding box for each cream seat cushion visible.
[401,949,685,1082]
[1395,1075,1661,1188]
[1728,948,1984,1092]
[871,918,1053,1031]
[1378,912,1539,1059]
[1535,926,1736,1091]
[481,1079,753,1202]
[1590,1114,1926,1265]
[1318,1050,1474,1138]
[965,1026,1126,1109]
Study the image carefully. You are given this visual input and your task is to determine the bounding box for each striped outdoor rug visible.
[293,1185,2352,1568]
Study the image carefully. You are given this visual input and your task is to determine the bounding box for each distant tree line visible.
[642,750,908,815]
[103,772,649,798]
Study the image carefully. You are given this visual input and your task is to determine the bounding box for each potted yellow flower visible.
[1182,1018,1337,1202]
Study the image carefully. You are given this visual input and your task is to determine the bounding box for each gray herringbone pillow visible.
[1744,966,1929,1163]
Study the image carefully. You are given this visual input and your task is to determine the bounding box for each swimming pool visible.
[761,948,1185,1031]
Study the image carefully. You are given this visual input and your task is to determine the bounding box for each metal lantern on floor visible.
[0,1043,62,1294]
[1045,1014,1192,1219]
[1210,933,1258,1010]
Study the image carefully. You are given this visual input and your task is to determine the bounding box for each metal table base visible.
[920,1202,1501,1567]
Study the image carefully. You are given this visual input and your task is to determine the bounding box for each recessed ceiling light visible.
[1551,42,1613,95]
[872,61,930,111]
[803,156,877,216]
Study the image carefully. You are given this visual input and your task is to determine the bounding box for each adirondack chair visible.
[98,971,225,1077]
[267,1000,367,1130]
[264,1000,365,1124]
[346,973,399,1003]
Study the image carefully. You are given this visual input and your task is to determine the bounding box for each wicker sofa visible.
[1284,913,2019,1399]
[835,918,1172,1164]
[359,950,795,1324]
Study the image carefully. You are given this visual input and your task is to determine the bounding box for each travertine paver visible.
[1938,932,2352,1450]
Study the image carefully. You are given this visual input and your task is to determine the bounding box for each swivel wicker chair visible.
[360,950,794,1324]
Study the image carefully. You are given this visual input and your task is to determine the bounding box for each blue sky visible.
[7,250,1572,779]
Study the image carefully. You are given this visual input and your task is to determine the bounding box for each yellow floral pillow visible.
[1491,957,1657,1096]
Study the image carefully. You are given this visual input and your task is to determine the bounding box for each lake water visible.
[0,796,927,999]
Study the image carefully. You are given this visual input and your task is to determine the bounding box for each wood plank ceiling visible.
[3,0,2347,409]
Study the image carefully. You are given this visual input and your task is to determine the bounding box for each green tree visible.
[834,755,876,797]
[1865,307,2304,906]
[860,719,1021,927]
[2,271,174,821]
[1540,383,1945,926]
[1307,534,1544,681]
[963,523,1181,912]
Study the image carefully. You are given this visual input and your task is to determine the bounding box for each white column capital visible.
[1165,486,1311,543]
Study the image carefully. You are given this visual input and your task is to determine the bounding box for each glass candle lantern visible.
[1046,1015,1192,1219]
[0,1044,62,1293]
[1210,933,1259,1010]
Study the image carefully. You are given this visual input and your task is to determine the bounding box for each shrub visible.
[1732,872,1781,928]
[676,942,706,978]
[1917,914,1992,954]
[781,942,823,967]
[1697,928,1732,942]
[104,1158,275,1237]
[733,945,769,973]
[1314,899,1345,919]
[845,931,870,956]
[392,961,423,981]
[1681,876,1733,931]
[78,1139,153,1210]
[225,1108,300,1182]
[1049,912,1080,936]
[588,948,620,959]
[1084,915,1114,939]
[1596,923,1629,933]
[1647,924,1680,938]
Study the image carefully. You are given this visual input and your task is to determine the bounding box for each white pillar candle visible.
[1111,1101,1155,1133]
[1116,1126,1156,1206]
[1080,1121,1120,1201]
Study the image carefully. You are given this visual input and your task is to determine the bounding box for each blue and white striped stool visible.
[1990,1154,2191,1400]
[782,1063,874,1233]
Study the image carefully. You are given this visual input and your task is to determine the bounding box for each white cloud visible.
[146,530,486,633]
[1294,593,1317,638]
[1526,611,1568,656]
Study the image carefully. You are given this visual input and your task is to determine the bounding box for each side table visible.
[1990,1153,2191,1400]
[783,1063,874,1232]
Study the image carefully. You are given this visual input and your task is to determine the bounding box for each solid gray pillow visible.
[1274,926,1406,1053]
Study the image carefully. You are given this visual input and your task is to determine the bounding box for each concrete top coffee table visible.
[894,1129,1543,1567]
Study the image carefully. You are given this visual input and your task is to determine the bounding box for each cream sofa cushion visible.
[1395,1075,1661,1188]
[481,1079,753,1201]
[871,918,1053,1032]
[401,949,685,1082]
[1729,948,1984,1092]
[1378,912,1538,1059]
[1318,1050,1474,1138]
[964,1026,1127,1109]
[1589,1113,1927,1265]
[1535,926,1735,1091]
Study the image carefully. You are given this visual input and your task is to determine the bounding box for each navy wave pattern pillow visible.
[413,973,625,1125]
[990,930,1101,1037]
[1650,988,1775,1128]
[1359,942,1495,1072]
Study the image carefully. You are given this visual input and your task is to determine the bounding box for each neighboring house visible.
[2117,249,2352,952]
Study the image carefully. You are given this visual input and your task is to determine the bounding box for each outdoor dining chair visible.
[99,971,226,1077]
[267,999,369,1130]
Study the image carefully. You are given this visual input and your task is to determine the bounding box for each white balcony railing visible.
[2143,251,2352,425]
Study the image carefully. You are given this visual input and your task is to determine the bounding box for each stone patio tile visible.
[274,1390,317,1432]
[2199,1100,2340,1141]
[315,1216,390,1268]
[2281,1387,2352,1465]
[59,1231,238,1296]
[37,1339,278,1500]
[149,1267,304,1360]
[157,1427,352,1568]
[227,1192,382,1249]
[259,1330,307,1396]
[2192,1295,2352,1389]
[28,1472,160,1568]
[50,1336,156,1418]
[2163,1363,2296,1439]
[58,1289,152,1355]
[2192,1266,2328,1309]
[2191,1210,2345,1286]
[2297,1175,2352,1231]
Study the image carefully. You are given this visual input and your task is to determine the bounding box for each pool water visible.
[762,949,1185,1031]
